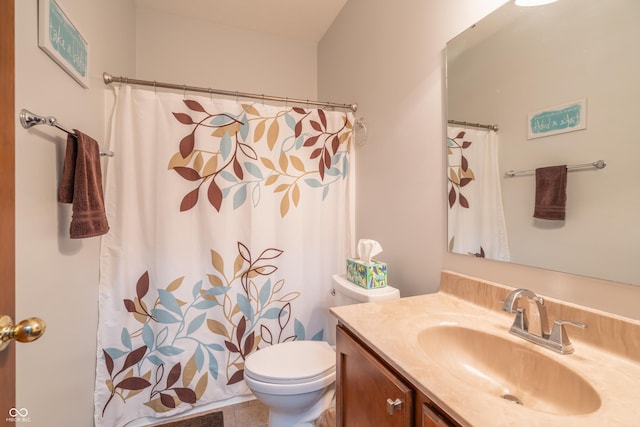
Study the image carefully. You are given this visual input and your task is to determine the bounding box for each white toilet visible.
[244,274,400,427]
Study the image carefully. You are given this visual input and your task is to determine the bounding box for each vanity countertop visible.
[330,270,640,427]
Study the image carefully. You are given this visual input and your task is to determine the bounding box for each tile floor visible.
[218,398,269,427]
[151,398,336,426]
[218,399,336,427]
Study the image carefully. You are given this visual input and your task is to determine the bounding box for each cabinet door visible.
[421,404,451,427]
[336,325,414,427]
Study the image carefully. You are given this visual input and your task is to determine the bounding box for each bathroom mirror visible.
[446,0,640,286]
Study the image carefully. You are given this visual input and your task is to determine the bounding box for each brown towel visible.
[58,130,109,238]
[533,165,567,221]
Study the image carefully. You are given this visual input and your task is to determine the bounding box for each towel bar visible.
[19,109,115,157]
[505,160,606,177]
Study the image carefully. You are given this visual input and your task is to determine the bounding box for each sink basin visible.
[417,325,601,416]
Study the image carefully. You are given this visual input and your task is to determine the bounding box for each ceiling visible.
[134,0,348,43]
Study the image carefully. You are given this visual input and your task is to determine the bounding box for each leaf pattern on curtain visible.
[168,101,353,217]
[447,130,476,209]
[97,88,354,427]
[100,242,319,417]
[448,130,480,256]
[447,125,510,261]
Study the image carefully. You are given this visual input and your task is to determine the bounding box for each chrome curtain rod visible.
[103,72,358,112]
[505,160,606,177]
[19,109,115,157]
[448,120,499,132]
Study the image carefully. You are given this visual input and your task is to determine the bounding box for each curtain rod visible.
[448,120,499,132]
[103,72,358,112]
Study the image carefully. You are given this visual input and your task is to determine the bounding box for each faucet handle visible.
[548,319,587,354]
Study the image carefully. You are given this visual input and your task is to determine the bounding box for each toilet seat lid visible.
[244,340,335,384]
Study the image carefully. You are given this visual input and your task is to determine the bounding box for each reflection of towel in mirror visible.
[58,130,110,238]
[534,165,567,221]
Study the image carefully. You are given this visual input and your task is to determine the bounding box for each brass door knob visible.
[0,315,46,352]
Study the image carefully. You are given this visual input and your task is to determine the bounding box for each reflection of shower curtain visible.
[447,125,509,261]
[94,86,354,427]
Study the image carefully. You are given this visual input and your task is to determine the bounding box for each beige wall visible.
[15,0,135,425]
[135,6,318,100]
[319,0,507,297]
[319,0,640,321]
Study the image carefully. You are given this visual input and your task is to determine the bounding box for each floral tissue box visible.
[346,258,387,289]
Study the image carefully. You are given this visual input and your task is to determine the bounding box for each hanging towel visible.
[533,165,567,221]
[58,130,110,238]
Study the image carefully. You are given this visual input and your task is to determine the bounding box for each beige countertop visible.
[330,271,640,427]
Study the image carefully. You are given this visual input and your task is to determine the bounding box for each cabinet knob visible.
[386,398,403,415]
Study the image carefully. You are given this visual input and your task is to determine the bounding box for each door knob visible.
[0,315,46,352]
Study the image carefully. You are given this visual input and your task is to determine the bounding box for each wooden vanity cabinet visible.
[336,325,414,426]
[336,325,460,427]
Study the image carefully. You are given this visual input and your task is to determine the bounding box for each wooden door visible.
[336,325,414,427]
[0,0,16,423]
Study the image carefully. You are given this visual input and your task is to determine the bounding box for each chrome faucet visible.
[501,288,586,354]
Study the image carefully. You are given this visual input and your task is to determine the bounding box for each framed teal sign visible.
[527,98,587,139]
[38,0,89,88]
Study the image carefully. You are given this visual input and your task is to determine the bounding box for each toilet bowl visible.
[244,275,400,426]
[244,340,336,427]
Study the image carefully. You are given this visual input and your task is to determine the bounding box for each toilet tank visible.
[332,274,400,305]
[327,274,400,345]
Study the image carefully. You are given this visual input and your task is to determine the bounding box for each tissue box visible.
[346,258,387,289]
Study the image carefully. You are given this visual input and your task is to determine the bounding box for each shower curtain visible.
[447,125,510,261]
[95,86,355,427]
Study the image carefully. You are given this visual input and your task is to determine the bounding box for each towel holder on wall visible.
[19,109,115,157]
[505,160,606,177]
